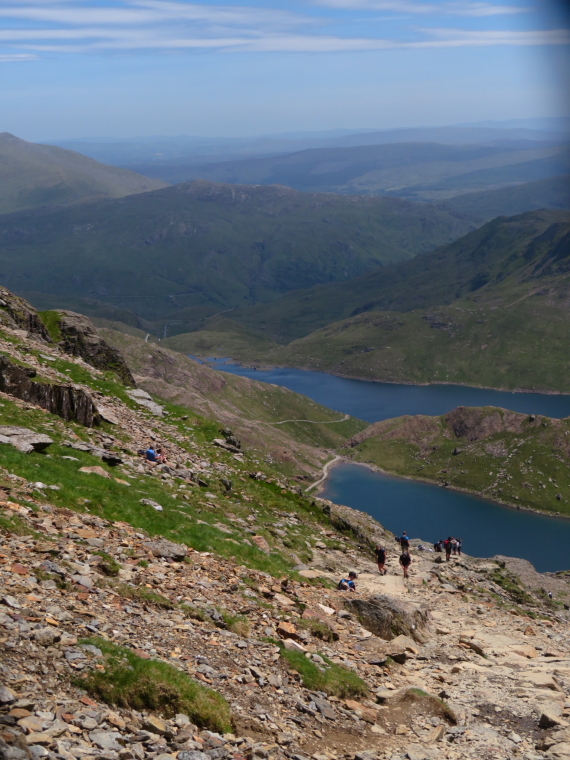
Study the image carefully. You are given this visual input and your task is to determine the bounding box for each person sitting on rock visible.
[399,550,412,579]
[374,545,387,575]
[434,540,443,553]
[155,447,166,464]
[337,571,357,591]
[145,446,158,463]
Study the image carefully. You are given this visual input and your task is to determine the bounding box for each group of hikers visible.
[338,531,463,591]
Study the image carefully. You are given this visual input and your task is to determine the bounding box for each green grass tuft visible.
[278,643,367,698]
[38,311,63,343]
[93,551,122,577]
[77,638,231,733]
[114,583,174,609]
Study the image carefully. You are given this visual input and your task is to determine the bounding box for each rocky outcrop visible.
[0,355,98,426]
[444,406,527,441]
[143,539,188,561]
[0,287,50,341]
[0,425,53,453]
[344,594,430,642]
[126,388,164,416]
[56,311,135,387]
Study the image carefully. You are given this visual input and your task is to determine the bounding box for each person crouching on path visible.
[399,550,412,579]
[337,571,357,591]
[375,545,387,575]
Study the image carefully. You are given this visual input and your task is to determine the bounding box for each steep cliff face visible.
[0,287,51,341]
[0,355,98,426]
[55,310,135,387]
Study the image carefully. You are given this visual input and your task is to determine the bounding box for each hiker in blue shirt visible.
[337,571,357,591]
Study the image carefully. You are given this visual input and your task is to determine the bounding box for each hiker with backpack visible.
[444,537,453,561]
[337,571,357,591]
[374,545,387,575]
[456,538,462,557]
[395,531,410,551]
[399,550,412,579]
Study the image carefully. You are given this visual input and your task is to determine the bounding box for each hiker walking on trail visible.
[444,536,453,562]
[396,531,410,551]
[374,545,387,575]
[456,538,462,557]
[451,537,458,556]
[399,550,412,579]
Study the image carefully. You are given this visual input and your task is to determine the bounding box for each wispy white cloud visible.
[0,53,38,61]
[0,0,567,57]
[315,0,529,15]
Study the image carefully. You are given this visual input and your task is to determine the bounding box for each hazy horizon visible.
[1,0,569,142]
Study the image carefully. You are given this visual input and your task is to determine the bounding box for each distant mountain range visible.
[0,133,168,215]
[49,118,569,168]
[126,141,570,202]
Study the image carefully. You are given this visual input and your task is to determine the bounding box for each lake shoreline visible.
[198,356,570,400]
[316,455,570,523]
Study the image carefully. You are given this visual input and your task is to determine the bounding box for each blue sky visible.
[1,0,569,139]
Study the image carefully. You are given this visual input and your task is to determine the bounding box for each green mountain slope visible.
[163,209,570,393]
[0,132,168,214]
[0,179,474,323]
[442,175,570,221]
[343,406,570,516]
[142,141,569,200]
[224,209,570,342]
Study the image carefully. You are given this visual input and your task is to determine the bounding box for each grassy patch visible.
[78,638,231,733]
[488,567,535,607]
[0,511,41,538]
[220,611,250,638]
[278,643,367,698]
[297,618,338,642]
[114,583,174,609]
[38,311,63,343]
[179,604,207,622]
[93,551,121,577]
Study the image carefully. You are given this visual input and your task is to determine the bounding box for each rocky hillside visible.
[344,406,570,517]
[1,289,570,760]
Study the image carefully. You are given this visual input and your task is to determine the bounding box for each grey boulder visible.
[0,426,53,453]
[144,539,187,561]
[344,594,430,642]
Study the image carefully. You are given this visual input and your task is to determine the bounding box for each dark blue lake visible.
[205,361,570,423]
[321,463,570,572]
[201,360,570,570]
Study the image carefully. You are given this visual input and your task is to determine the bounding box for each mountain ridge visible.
[0,178,475,324]
[0,132,168,214]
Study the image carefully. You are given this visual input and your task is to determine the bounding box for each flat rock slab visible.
[126,389,164,416]
[0,426,53,453]
[144,539,187,560]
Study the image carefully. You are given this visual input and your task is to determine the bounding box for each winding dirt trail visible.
[306,454,343,492]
